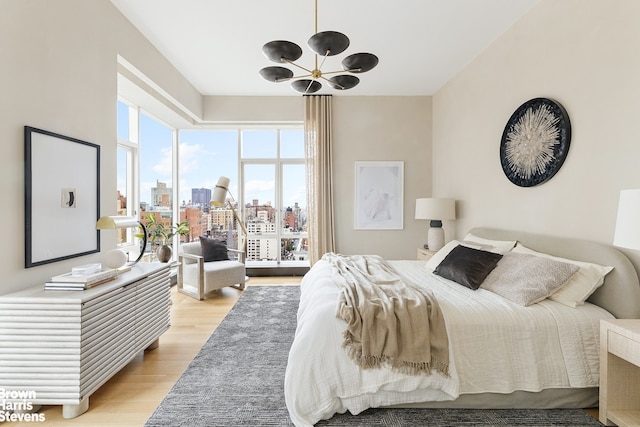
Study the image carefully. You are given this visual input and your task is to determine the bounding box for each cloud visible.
[179,142,217,174]
[152,142,218,177]
[283,184,306,208]
[245,179,275,193]
[152,146,173,176]
[244,179,276,205]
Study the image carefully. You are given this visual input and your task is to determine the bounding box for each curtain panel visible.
[304,95,336,265]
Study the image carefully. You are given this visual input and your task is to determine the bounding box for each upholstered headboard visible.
[468,227,640,319]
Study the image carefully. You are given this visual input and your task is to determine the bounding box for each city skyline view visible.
[117,101,309,264]
[117,105,306,211]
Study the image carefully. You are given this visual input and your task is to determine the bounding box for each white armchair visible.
[177,241,246,300]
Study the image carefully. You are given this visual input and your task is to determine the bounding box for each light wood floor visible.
[12,277,301,427]
[11,276,600,426]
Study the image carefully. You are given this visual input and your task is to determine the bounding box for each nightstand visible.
[417,247,437,261]
[600,319,640,426]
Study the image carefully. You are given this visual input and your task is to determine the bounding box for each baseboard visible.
[247,266,309,277]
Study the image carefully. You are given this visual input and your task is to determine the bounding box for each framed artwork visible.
[25,126,100,267]
[354,161,404,230]
[500,98,571,187]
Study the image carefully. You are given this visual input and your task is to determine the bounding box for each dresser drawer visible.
[609,330,640,367]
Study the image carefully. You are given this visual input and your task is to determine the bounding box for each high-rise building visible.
[283,203,301,231]
[151,180,172,207]
[191,187,211,208]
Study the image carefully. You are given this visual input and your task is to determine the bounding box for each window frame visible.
[116,98,140,255]
[118,97,307,268]
[240,128,308,267]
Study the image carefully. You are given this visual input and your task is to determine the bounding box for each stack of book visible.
[45,267,118,291]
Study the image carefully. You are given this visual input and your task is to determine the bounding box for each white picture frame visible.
[354,161,404,230]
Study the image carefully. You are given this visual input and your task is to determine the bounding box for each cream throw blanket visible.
[323,253,449,377]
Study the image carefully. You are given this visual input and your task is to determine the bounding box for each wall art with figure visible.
[354,161,404,230]
[24,126,100,267]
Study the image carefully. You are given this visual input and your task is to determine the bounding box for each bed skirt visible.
[386,387,598,409]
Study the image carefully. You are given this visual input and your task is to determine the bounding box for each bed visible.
[284,227,640,427]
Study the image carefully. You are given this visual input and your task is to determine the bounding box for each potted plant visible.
[140,214,189,262]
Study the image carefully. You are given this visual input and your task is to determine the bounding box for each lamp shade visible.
[614,189,640,250]
[291,79,322,94]
[211,176,230,207]
[307,31,350,56]
[415,198,456,221]
[328,75,359,90]
[96,215,147,266]
[342,52,379,73]
[259,66,294,82]
[415,198,456,252]
[96,216,140,229]
[262,40,303,63]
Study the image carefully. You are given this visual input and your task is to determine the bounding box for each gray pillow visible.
[433,245,503,290]
[480,252,579,306]
[199,237,229,262]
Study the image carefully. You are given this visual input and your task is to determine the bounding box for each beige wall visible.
[202,96,303,123]
[332,97,432,259]
[433,0,640,267]
[0,0,200,295]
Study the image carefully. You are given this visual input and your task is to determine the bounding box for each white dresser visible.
[0,263,170,418]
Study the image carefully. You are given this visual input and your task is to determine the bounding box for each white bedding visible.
[284,259,614,427]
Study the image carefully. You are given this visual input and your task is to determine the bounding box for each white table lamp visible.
[614,189,640,250]
[415,198,456,251]
[96,215,147,266]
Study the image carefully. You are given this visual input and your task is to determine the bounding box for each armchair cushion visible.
[200,236,229,262]
[182,260,245,291]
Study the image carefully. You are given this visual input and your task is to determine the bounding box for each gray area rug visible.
[145,286,603,426]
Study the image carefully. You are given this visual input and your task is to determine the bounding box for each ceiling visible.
[110,0,540,97]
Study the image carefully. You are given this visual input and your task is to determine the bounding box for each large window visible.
[241,129,308,267]
[117,100,179,261]
[138,113,177,257]
[178,130,239,245]
[117,99,307,269]
[178,128,308,268]
[116,100,138,255]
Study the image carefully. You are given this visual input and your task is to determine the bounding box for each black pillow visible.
[199,237,229,262]
[434,245,503,290]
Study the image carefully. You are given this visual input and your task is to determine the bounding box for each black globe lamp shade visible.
[259,66,294,82]
[291,79,322,94]
[328,75,360,90]
[342,53,379,73]
[308,31,350,56]
[262,40,303,63]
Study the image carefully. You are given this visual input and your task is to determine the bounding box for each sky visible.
[117,102,306,211]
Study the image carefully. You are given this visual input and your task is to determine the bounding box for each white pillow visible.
[426,239,495,271]
[463,233,517,254]
[511,243,613,307]
[480,252,579,306]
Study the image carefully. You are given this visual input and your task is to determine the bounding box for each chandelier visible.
[259,0,379,94]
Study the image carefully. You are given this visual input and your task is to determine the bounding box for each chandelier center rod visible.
[314,0,319,73]
[314,0,318,34]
